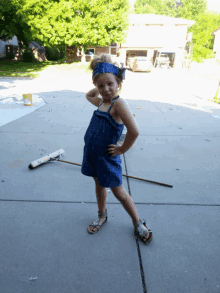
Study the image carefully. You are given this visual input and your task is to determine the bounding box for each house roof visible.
[30,41,45,53]
[129,14,195,27]
[211,27,220,35]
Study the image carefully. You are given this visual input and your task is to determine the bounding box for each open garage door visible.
[154,48,178,68]
[126,50,148,66]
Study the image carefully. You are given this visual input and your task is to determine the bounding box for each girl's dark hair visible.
[90,53,123,95]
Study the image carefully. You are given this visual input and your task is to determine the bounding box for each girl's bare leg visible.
[89,177,107,233]
[111,184,149,241]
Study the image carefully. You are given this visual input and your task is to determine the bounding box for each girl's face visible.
[95,73,119,103]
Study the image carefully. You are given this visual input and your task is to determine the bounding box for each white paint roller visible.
[28,149,65,169]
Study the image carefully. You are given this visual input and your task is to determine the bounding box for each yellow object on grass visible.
[23,93,33,106]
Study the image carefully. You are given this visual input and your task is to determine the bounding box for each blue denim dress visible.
[81,96,124,188]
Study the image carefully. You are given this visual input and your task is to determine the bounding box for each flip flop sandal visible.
[88,209,107,234]
[134,218,153,245]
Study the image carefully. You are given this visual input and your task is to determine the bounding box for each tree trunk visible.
[80,47,86,63]
[66,45,79,63]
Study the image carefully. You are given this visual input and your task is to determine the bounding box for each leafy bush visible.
[191,44,215,63]
[190,12,220,62]
[44,45,66,61]
[22,48,35,62]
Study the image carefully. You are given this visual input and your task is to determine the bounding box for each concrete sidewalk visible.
[0,71,220,293]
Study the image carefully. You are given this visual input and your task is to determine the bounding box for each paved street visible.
[0,67,220,293]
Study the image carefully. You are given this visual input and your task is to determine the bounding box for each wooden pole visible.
[57,159,173,188]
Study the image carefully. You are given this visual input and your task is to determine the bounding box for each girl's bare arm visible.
[86,88,99,98]
[86,88,102,107]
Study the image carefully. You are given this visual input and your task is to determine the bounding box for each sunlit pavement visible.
[0,67,220,293]
[1,68,220,128]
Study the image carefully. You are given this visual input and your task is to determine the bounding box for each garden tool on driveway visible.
[28,149,173,188]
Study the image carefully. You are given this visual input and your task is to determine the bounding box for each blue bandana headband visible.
[92,62,125,80]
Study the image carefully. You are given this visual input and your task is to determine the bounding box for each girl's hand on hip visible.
[107,144,123,156]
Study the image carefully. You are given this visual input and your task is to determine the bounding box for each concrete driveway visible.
[0,68,220,293]
[1,67,220,127]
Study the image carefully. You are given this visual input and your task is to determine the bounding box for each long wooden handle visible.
[122,173,173,188]
[57,159,173,188]
[58,159,82,167]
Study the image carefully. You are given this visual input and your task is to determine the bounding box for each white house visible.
[0,35,46,61]
[211,27,220,60]
[0,35,19,58]
[86,14,195,69]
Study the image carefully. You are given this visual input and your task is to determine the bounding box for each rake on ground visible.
[28,149,173,188]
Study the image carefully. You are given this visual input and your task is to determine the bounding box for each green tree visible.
[190,12,220,61]
[134,0,207,18]
[134,0,162,14]
[0,0,130,60]
[15,0,130,53]
[176,0,207,20]
[0,0,32,49]
[174,0,212,62]
[134,0,177,16]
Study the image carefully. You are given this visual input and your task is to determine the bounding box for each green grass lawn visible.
[208,98,220,105]
[208,87,220,105]
[0,59,92,78]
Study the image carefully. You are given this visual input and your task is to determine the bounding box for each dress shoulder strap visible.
[107,96,119,113]
[98,100,104,109]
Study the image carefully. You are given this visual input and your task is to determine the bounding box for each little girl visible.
[81,54,152,245]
